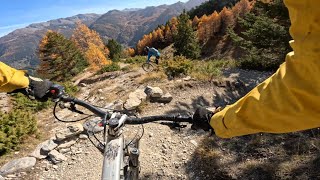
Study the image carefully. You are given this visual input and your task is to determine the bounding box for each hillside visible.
[0,0,208,69]
[0,14,100,69]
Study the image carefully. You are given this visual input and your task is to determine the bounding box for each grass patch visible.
[190,59,236,81]
[121,64,141,72]
[136,71,167,84]
[97,62,121,74]
[123,56,146,65]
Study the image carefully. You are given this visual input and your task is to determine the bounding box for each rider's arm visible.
[0,62,29,93]
[210,0,320,138]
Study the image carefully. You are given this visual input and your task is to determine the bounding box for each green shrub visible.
[191,59,236,80]
[98,63,121,74]
[11,93,52,112]
[0,110,37,155]
[123,56,146,64]
[161,56,192,78]
[60,81,79,96]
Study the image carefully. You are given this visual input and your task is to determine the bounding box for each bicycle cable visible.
[53,102,95,122]
[125,124,144,149]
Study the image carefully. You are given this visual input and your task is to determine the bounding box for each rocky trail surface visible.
[0,67,272,180]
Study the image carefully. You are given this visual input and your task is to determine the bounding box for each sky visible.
[0,0,188,37]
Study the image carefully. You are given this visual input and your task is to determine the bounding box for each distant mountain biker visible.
[145,46,160,65]
[1,0,319,139]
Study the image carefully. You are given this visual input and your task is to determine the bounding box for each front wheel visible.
[142,63,154,72]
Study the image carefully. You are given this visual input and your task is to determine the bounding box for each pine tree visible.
[106,39,122,61]
[228,0,291,71]
[37,30,88,81]
[173,11,201,59]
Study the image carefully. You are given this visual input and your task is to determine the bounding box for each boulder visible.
[48,150,67,164]
[157,93,173,103]
[129,89,147,101]
[29,139,58,159]
[144,86,163,98]
[56,140,77,150]
[0,157,36,176]
[55,123,84,141]
[124,97,141,110]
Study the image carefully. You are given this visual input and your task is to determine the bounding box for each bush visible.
[97,63,121,74]
[191,59,236,80]
[0,110,37,155]
[161,56,192,78]
[123,56,146,64]
[11,93,52,112]
[60,81,79,96]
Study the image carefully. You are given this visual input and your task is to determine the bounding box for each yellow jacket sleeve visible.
[0,62,29,93]
[210,0,320,138]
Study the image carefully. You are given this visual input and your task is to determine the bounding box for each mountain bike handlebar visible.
[55,94,194,125]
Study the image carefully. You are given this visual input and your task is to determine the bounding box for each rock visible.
[156,93,173,103]
[183,76,191,81]
[129,89,147,101]
[0,157,36,176]
[112,100,124,111]
[41,140,58,154]
[79,83,87,87]
[144,86,163,98]
[124,97,141,110]
[6,174,16,178]
[52,165,58,170]
[58,148,71,154]
[83,118,104,133]
[79,134,88,139]
[162,144,168,149]
[29,139,58,159]
[48,150,67,164]
[55,123,84,141]
[190,140,198,147]
[57,140,76,150]
[0,175,3,180]
[98,89,103,93]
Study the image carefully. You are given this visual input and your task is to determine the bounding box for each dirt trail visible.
[13,68,272,180]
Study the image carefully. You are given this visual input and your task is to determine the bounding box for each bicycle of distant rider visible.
[142,57,159,72]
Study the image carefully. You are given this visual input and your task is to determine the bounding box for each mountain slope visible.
[90,0,205,46]
[0,0,208,69]
[0,14,100,69]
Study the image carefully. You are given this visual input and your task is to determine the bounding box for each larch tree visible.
[71,22,111,69]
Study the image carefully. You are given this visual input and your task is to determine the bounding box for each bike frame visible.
[101,113,139,180]
[54,96,192,180]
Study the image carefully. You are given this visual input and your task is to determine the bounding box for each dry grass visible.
[121,64,141,72]
[187,130,320,179]
[136,71,167,84]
